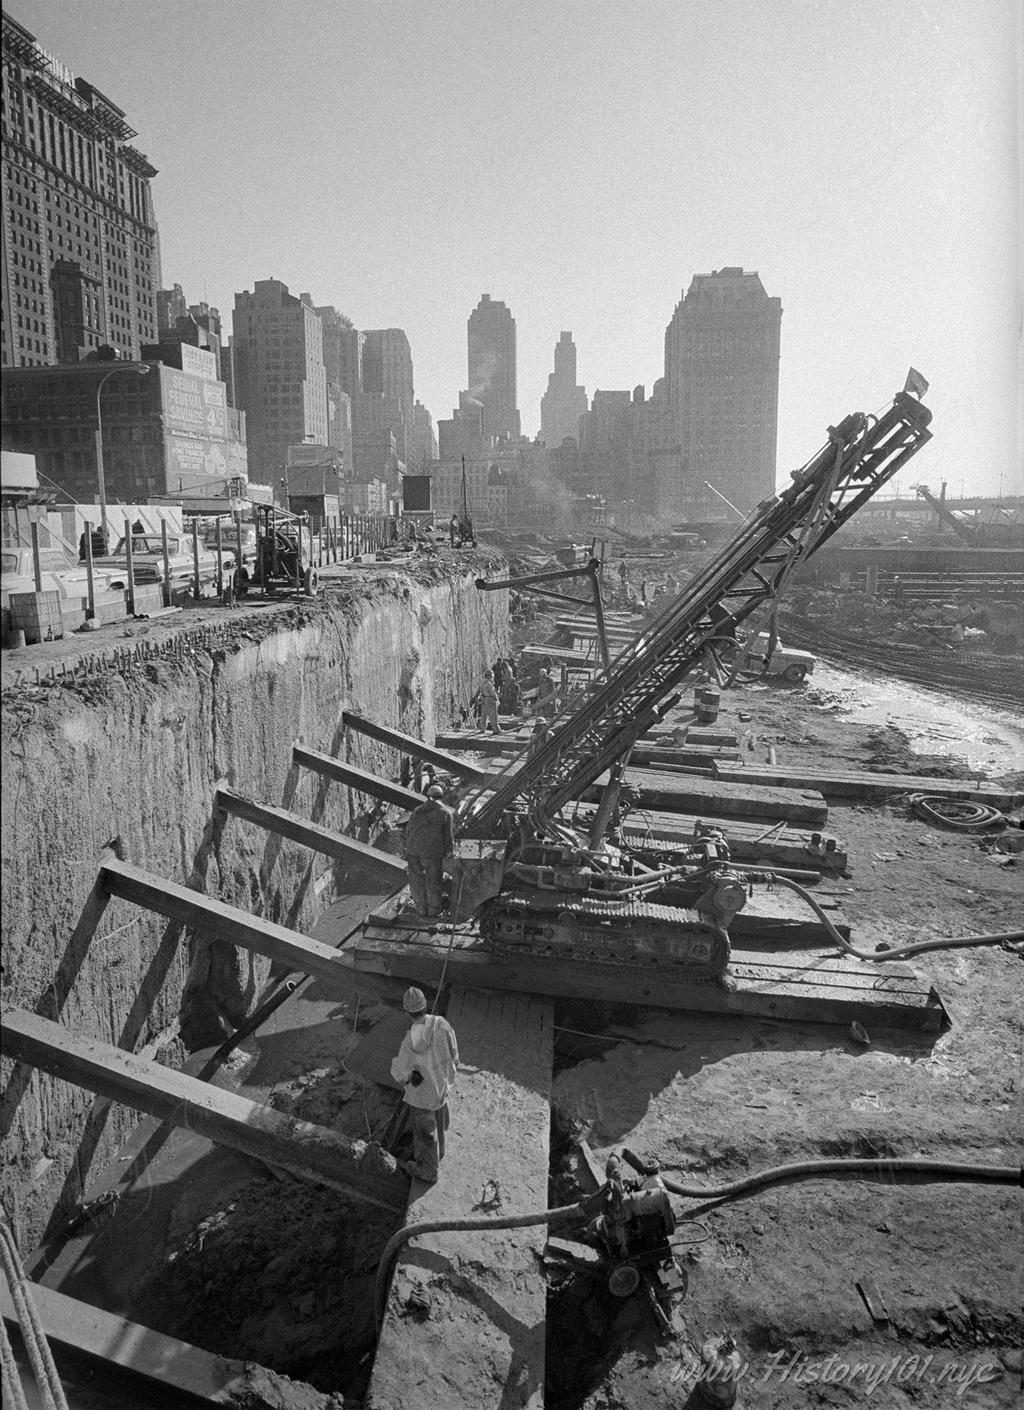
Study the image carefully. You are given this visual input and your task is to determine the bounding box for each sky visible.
[11,0,1022,497]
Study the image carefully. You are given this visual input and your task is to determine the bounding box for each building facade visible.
[540,331,588,448]
[1,350,247,505]
[2,14,160,368]
[230,280,327,490]
[664,267,782,510]
[409,399,437,470]
[467,294,520,442]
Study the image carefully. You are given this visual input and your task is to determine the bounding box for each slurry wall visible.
[0,566,508,1251]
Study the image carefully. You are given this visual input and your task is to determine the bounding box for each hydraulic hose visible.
[373,1200,588,1328]
[660,1156,1022,1206]
[373,1155,1022,1328]
[909,794,1007,832]
[766,873,1024,961]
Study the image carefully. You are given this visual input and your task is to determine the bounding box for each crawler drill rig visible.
[448,385,933,979]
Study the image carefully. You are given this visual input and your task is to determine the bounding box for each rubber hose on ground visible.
[374,1201,587,1328]
[768,873,1024,962]
[660,1156,1022,1204]
[373,1156,1023,1328]
[909,794,1006,831]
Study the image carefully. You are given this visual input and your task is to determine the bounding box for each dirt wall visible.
[0,564,507,1252]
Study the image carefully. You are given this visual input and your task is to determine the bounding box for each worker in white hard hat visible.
[403,784,455,917]
[391,986,460,1182]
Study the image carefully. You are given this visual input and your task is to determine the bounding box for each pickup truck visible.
[1,547,121,608]
[745,631,816,683]
[95,533,222,594]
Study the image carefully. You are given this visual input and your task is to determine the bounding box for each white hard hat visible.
[403,986,428,1014]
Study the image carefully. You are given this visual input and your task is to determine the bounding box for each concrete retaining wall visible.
[0,565,507,1251]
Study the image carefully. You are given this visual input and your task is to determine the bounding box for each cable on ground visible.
[908,794,1007,832]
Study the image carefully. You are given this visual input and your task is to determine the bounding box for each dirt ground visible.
[21,577,1022,1408]
[538,675,1022,1410]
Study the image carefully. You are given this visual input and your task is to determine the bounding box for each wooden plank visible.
[1,1010,407,1213]
[344,929,944,1031]
[435,729,531,757]
[713,762,1023,809]
[215,787,407,879]
[632,744,742,765]
[1,1280,295,1407]
[343,711,487,781]
[584,768,830,826]
[99,857,365,994]
[612,812,848,874]
[293,743,424,809]
[369,988,553,1410]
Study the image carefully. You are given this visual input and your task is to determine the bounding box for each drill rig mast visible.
[449,385,933,977]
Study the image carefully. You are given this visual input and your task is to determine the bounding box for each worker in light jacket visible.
[391,987,460,1183]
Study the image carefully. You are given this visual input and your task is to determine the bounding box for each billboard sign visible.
[163,369,227,437]
[179,345,218,381]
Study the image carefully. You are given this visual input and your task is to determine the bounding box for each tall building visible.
[362,328,413,463]
[467,294,520,442]
[664,268,782,510]
[410,400,437,469]
[231,280,327,489]
[1,14,160,368]
[540,331,588,447]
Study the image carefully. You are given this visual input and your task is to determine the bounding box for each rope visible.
[1,1317,32,1410]
[0,1213,68,1410]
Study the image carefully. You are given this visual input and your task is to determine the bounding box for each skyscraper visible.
[664,268,782,510]
[540,331,588,448]
[1,14,161,368]
[231,280,327,487]
[467,294,520,442]
[362,328,414,463]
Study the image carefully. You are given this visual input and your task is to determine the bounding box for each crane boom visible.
[462,388,932,837]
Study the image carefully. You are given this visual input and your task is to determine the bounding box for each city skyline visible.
[5,0,1020,497]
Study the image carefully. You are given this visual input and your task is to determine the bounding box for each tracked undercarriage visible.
[479,889,731,974]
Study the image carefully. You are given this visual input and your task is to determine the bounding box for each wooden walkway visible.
[367,988,553,1410]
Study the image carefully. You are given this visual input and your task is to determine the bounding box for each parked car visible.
[94,532,222,594]
[1,547,121,608]
[202,522,258,593]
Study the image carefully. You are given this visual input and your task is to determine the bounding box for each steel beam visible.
[343,711,486,781]
[293,743,424,809]
[1,1009,407,1212]
[99,857,360,992]
[215,787,407,878]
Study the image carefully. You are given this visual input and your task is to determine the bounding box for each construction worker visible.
[403,784,455,917]
[536,666,557,720]
[478,674,501,734]
[527,717,552,759]
[450,513,459,547]
[391,987,460,1183]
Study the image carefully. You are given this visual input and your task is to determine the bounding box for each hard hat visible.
[425,784,445,799]
[403,986,428,1014]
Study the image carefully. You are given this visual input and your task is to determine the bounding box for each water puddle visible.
[812,662,1023,775]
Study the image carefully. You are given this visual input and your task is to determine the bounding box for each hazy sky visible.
[12,0,1021,496]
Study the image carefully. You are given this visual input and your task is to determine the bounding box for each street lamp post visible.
[95,362,151,544]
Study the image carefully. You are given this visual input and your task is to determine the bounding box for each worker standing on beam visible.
[403,784,455,918]
[478,673,501,734]
[391,986,460,1184]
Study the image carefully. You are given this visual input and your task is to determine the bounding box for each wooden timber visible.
[631,744,742,765]
[343,710,487,781]
[99,856,365,994]
[368,988,553,1410]
[1,1280,293,1408]
[293,743,424,809]
[435,728,531,757]
[583,768,830,826]
[713,762,1024,810]
[344,924,946,1032]
[1,1010,407,1213]
[611,810,848,875]
[215,787,407,879]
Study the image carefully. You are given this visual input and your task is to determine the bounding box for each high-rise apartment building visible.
[467,294,520,442]
[664,268,782,510]
[540,331,588,448]
[231,280,327,488]
[1,14,160,368]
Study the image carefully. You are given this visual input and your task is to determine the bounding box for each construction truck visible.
[439,382,933,981]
